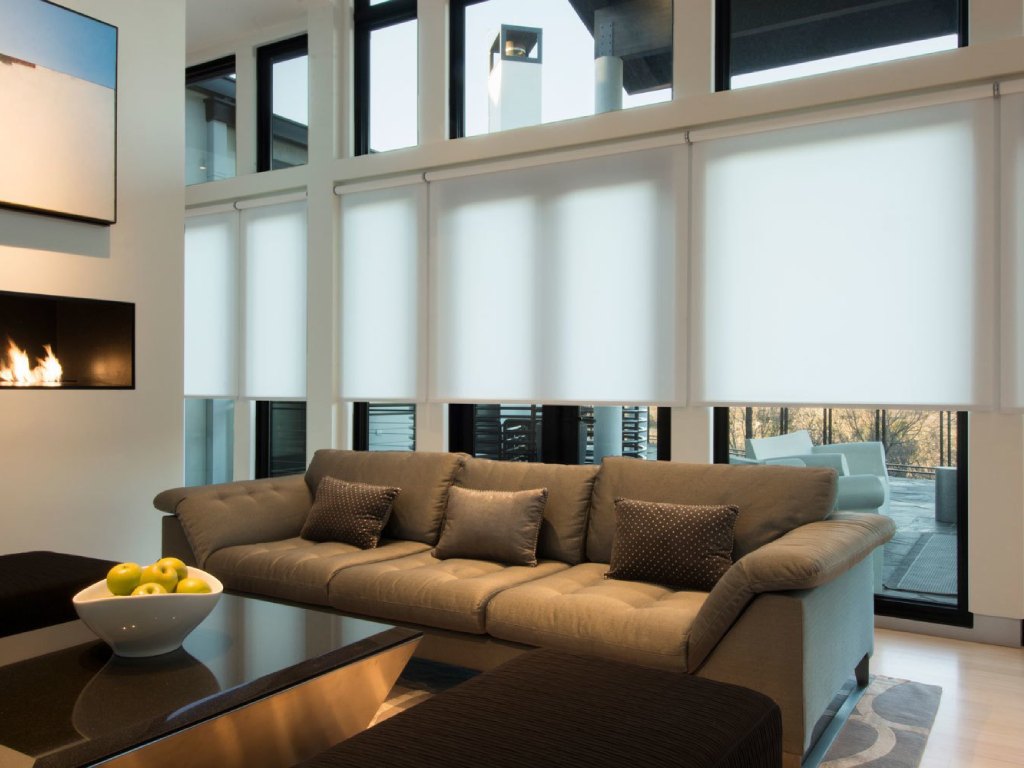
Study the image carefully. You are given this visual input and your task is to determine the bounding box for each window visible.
[717,407,969,624]
[256,401,307,478]
[450,0,672,138]
[354,0,418,155]
[184,398,234,485]
[354,403,417,451]
[257,35,309,171]
[449,404,668,463]
[716,0,966,90]
[186,56,236,185]
[184,200,308,484]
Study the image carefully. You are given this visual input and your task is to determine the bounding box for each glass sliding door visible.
[717,406,969,623]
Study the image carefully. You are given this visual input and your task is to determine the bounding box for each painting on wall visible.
[0,0,117,225]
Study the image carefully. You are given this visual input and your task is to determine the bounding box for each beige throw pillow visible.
[432,486,548,566]
[606,499,739,591]
[300,477,400,549]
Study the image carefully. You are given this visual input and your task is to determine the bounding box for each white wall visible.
[0,0,185,562]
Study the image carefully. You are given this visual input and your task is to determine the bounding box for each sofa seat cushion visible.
[205,538,431,606]
[485,563,706,671]
[327,551,569,634]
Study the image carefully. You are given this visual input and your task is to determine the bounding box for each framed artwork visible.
[0,0,117,225]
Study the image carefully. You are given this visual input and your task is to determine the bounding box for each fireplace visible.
[0,291,134,389]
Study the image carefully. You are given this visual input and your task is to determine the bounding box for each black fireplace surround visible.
[0,291,134,389]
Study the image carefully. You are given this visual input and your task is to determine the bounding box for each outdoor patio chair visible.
[743,430,890,515]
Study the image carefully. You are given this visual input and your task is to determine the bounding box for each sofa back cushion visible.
[305,450,466,545]
[455,458,598,564]
[587,458,837,563]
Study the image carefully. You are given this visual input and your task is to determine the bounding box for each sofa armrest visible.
[154,475,313,567]
[687,512,894,671]
[835,474,886,512]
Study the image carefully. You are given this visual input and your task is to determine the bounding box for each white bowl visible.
[73,566,223,658]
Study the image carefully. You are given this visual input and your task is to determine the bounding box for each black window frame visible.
[185,56,237,184]
[712,406,971,628]
[255,400,308,478]
[186,54,235,87]
[448,0,489,139]
[448,404,671,463]
[714,0,969,92]
[354,0,418,156]
[256,34,309,172]
[352,401,418,452]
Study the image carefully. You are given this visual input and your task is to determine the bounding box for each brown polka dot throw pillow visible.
[300,477,400,549]
[606,499,739,591]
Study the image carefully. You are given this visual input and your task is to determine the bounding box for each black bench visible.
[0,551,117,638]
[297,648,782,768]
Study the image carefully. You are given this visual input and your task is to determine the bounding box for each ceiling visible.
[185,0,309,57]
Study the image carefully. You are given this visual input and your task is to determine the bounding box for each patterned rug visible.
[373,662,941,768]
[820,675,942,768]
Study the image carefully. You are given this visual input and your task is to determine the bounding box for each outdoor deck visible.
[879,477,958,605]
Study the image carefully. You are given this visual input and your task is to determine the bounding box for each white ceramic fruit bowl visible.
[73,566,223,658]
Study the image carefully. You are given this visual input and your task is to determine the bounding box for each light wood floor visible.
[872,628,1024,767]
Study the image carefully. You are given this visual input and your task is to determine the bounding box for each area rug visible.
[819,675,942,767]
[373,662,941,768]
[886,532,957,596]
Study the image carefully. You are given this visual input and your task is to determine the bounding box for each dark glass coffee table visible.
[0,593,420,768]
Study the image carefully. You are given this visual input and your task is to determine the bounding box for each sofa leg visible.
[855,654,870,687]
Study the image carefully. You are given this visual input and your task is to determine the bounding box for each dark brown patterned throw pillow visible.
[300,477,400,549]
[606,499,739,591]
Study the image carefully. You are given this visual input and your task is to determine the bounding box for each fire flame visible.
[0,340,63,386]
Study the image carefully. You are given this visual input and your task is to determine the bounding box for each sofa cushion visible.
[587,458,838,563]
[305,450,466,545]
[433,486,548,566]
[205,538,431,606]
[607,499,738,591]
[327,551,569,634]
[300,477,400,549]
[455,458,598,564]
[486,563,704,671]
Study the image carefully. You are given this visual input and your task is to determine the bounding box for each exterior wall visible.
[0,0,185,562]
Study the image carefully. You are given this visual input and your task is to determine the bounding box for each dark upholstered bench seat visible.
[0,551,117,638]
[297,648,782,768]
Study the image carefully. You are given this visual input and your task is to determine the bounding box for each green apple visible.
[175,577,211,594]
[156,556,189,582]
[140,562,179,592]
[106,562,142,596]
[131,582,168,596]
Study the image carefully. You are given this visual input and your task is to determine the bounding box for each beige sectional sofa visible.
[154,449,894,767]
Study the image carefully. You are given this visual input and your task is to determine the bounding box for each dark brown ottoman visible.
[296,648,782,768]
[0,551,117,638]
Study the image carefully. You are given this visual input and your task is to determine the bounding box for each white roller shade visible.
[340,184,424,400]
[242,201,308,399]
[1003,93,1024,410]
[692,99,996,409]
[430,147,680,404]
[184,212,238,397]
